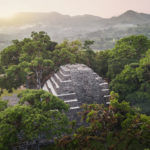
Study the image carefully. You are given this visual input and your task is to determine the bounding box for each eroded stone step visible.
[50,77,62,95]
[44,80,78,102]
[99,82,109,88]
[99,82,108,86]
[42,84,49,92]
[106,102,110,105]
[58,69,71,81]
[60,66,70,74]
[104,95,111,98]
[54,73,72,84]
[44,78,77,100]
[46,80,57,96]
[58,93,77,100]
[101,89,109,92]
[64,99,78,103]
[52,74,74,94]
[101,89,109,95]
[64,99,79,107]
[51,76,59,88]
[70,106,80,110]
[45,82,53,94]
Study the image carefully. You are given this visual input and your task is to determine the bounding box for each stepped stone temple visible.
[43,64,110,120]
[1,64,110,149]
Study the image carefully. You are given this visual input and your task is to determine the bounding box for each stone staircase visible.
[92,72,110,105]
[100,82,110,105]
[42,66,80,110]
[43,64,110,111]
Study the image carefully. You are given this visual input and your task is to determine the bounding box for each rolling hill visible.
[0,10,150,50]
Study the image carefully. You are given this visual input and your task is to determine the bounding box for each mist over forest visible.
[0,10,150,50]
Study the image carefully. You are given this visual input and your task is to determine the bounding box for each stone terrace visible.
[42,64,110,118]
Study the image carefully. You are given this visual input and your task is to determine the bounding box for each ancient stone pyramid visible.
[43,64,110,112]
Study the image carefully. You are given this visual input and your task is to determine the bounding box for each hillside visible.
[0,10,150,50]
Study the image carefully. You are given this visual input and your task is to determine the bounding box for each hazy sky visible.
[0,0,150,18]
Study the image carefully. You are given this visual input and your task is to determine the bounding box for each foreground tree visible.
[110,49,150,114]
[20,57,54,89]
[52,40,82,69]
[0,100,7,111]
[0,31,56,91]
[94,50,111,78]
[58,92,150,150]
[100,35,150,80]
[0,89,69,150]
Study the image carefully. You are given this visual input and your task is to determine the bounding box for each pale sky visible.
[0,0,150,18]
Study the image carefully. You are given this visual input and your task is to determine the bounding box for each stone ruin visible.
[43,64,110,120]
[1,64,110,149]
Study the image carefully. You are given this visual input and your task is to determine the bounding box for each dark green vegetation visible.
[76,34,150,115]
[1,10,150,50]
[57,92,150,150]
[96,35,150,115]
[0,31,150,149]
[0,90,69,150]
[0,31,57,90]
[0,31,82,91]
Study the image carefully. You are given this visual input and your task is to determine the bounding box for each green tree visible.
[0,31,56,90]
[52,48,76,68]
[94,50,111,78]
[0,89,69,150]
[0,40,24,67]
[136,49,150,93]
[18,89,69,111]
[110,64,139,100]
[0,65,27,92]
[20,57,54,89]
[106,35,150,80]
[116,35,150,58]
[107,43,137,79]
[83,40,94,51]
[110,49,150,114]
[0,100,7,112]
[52,40,82,69]
[77,40,96,68]
[58,92,150,150]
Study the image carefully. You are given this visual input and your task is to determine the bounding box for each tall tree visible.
[0,89,69,150]
[58,92,150,150]
[0,31,57,90]
[110,49,150,114]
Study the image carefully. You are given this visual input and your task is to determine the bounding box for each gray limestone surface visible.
[43,64,110,121]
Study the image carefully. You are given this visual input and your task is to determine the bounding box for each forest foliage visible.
[57,92,150,150]
[0,90,70,150]
[0,32,150,149]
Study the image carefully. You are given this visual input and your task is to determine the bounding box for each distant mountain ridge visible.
[0,10,150,26]
[110,10,150,25]
[0,12,103,27]
[0,10,150,50]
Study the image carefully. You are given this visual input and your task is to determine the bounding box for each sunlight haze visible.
[0,0,150,18]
